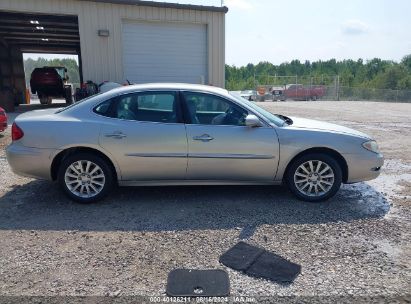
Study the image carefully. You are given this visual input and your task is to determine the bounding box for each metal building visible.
[0,0,227,110]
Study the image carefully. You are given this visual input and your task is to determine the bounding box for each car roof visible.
[106,83,229,96]
[59,83,231,115]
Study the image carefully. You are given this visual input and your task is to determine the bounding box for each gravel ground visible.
[0,101,410,302]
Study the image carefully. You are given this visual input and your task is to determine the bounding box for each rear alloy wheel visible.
[58,153,114,203]
[286,153,342,202]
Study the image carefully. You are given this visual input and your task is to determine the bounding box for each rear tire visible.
[58,153,114,203]
[285,153,342,202]
[38,93,48,105]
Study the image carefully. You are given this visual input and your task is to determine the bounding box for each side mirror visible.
[245,114,262,127]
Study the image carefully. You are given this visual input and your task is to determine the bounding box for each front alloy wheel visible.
[294,160,334,197]
[58,153,114,203]
[286,153,342,202]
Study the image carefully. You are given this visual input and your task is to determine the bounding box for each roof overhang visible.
[0,11,80,53]
[78,0,229,13]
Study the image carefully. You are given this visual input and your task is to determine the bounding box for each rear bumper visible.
[6,144,55,180]
[344,151,384,183]
[32,85,64,96]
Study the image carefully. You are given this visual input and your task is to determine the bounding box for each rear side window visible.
[94,99,112,115]
[94,92,178,123]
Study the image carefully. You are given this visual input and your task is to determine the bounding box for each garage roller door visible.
[122,21,208,84]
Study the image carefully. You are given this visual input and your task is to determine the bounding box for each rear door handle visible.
[105,131,127,139]
[193,134,214,142]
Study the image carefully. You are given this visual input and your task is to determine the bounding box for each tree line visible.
[24,54,411,92]
[225,54,411,91]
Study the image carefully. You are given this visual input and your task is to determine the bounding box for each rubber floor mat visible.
[166,269,230,297]
[219,242,301,283]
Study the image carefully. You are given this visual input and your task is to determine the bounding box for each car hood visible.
[287,116,371,139]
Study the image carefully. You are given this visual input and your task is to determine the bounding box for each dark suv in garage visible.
[30,66,73,105]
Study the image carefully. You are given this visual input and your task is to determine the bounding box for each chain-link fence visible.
[337,86,411,102]
[252,74,411,102]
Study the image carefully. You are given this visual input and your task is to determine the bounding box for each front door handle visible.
[193,134,214,142]
[105,131,127,139]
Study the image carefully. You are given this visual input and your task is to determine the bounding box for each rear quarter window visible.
[94,99,113,116]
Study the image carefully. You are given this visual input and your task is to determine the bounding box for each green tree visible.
[225,54,411,91]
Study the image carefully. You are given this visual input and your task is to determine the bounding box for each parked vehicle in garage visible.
[240,90,257,101]
[7,83,383,203]
[282,84,326,101]
[0,106,7,132]
[30,66,73,105]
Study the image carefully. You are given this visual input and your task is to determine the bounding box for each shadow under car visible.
[0,180,390,233]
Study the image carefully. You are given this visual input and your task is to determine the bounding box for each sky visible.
[24,0,411,67]
[158,0,411,66]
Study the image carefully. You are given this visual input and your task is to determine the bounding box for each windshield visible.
[54,67,65,79]
[229,92,287,126]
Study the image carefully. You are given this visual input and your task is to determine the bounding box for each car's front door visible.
[97,91,187,181]
[181,91,279,180]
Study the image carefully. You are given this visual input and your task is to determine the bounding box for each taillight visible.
[11,123,24,141]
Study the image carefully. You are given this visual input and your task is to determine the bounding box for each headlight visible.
[362,140,380,154]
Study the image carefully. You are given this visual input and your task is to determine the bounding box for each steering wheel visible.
[223,107,245,125]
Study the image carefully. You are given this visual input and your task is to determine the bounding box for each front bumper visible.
[344,151,384,183]
[6,144,55,180]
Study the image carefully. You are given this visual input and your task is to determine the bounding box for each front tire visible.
[285,153,342,202]
[58,153,114,203]
[64,86,73,105]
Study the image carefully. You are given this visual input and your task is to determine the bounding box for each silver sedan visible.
[6,83,383,203]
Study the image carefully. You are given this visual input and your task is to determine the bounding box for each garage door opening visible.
[0,10,81,111]
[23,53,80,105]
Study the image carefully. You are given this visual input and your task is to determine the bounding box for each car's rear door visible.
[97,90,188,181]
[181,91,279,181]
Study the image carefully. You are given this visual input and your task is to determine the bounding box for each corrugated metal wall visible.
[122,21,208,84]
[0,0,226,87]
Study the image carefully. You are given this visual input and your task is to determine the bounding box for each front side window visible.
[182,92,248,126]
[229,92,286,126]
[95,92,178,123]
